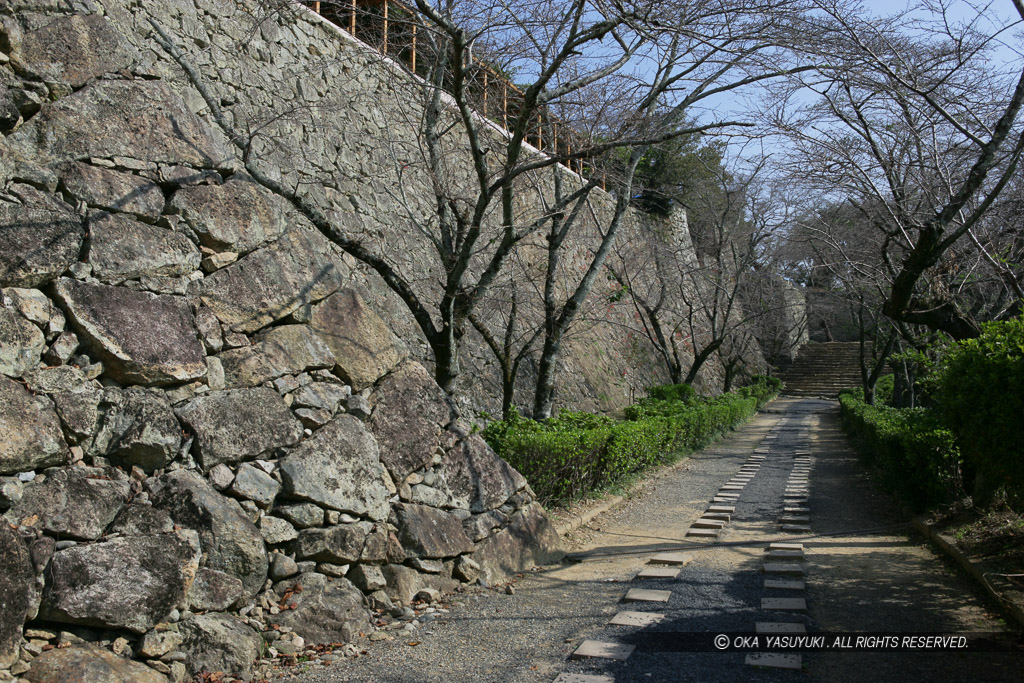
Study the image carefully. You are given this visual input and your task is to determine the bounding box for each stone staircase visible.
[777,342,864,398]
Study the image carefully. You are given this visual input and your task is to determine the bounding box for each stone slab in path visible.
[570,640,635,661]
[769,542,804,551]
[765,578,806,590]
[756,622,808,634]
[634,566,679,580]
[623,588,672,603]
[610,611,666,627]
[764,563,806,576]
[555,675,615,683]
[762,597,807,611]
[720,484,744,491]
[784,507,810,514]
[648,552,693,566]
[781,524,812,533]
[765,549,804,560]
[691,518,726,529]
[745,652,803,670]
[703,512,731,521]
[686,528,719,538]
[707,505,735,513]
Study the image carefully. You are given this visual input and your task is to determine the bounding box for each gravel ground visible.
[273,399,1020,683]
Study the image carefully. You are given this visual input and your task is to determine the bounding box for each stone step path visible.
[561,407,820,679]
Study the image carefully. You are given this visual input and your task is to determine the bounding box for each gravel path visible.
[274,399,1019,683]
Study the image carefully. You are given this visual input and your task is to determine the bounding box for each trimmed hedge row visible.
[483,378,781,506]
[838,388,962,511]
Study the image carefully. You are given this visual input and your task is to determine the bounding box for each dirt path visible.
[276,399,1020,682]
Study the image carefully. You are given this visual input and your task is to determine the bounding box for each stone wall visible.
[96,0,723,416]
[0,1,571,679]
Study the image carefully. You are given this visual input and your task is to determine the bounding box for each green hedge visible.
[838,388,962,510]
[483,380,780,506]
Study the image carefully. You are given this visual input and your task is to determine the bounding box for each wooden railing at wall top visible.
[301,0,601,182]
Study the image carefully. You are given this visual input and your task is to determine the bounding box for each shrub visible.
[839,388,962,510]
[648,383,697,403]
[936,317,1024,501]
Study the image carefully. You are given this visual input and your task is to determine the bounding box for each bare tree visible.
[775,0,1024,340]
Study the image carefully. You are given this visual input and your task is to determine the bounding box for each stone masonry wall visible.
[0,1,573,680]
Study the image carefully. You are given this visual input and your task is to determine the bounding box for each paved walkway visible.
[281,399,1020,683]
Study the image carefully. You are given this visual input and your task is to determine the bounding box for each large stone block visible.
[435,432,528,512]
[217,324,335,388]
[369,362,452,483]
[0,375,66,475]
[0,305,44,378]
[169,174,290,253]
[4,467,130,541]
[8,79,229,167]
[278,414,390,520]
[24,644,167,683]
[471,503,564,584]
[0,185,83,288]
[267,573,369,645]
[55,278,207,385]
[0,525,35,669]
[38,532,198,633]
[189,227,347,333]
[174,387,303,468]
[6,13,134,89]
[87,211,200,283]
[58,162,165,219]
[309,289,403,390]
[92,386,182,472]
[178,613,262,679]
[392,503,473,559]
[149,470,267,598]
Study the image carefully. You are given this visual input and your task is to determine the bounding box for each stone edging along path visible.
[911,516,1024,630]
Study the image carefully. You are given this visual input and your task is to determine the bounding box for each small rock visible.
[0,477,24,508]
[367,590,392,610]
[230,462,280,509]
[315,562,349,577]
[453,556,481,583]
[414,588,441,604]
[44,331,79,365]
[345,395,371,421]
[274,503,324,529]
[505,584,516,595]
[139,630,183,658]
[259,515,298,545]
[207,463,234,491]
[268,553,298,581]
[110,637,129,655]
